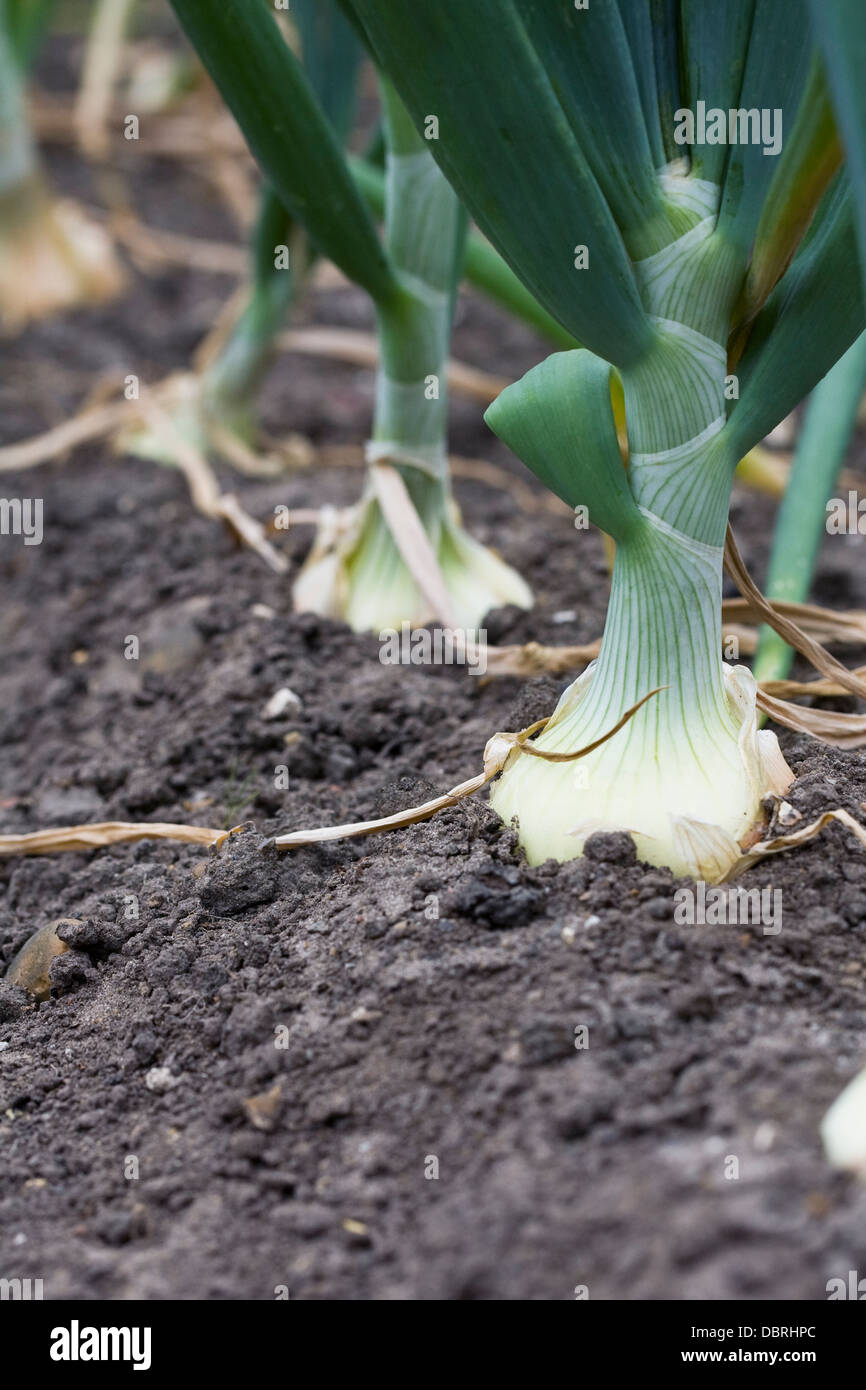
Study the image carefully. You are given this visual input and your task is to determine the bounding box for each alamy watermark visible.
[49,1321,151,1371]
[379,623,487,676]
[0,1276,43,1299]
[0,497,42,545]
[827,1270,866,1299]
[826,491,866,535]
[674,881,782,935]
[673,102,782,157]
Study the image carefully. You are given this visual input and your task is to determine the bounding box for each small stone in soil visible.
[145,1066,179,1094]
[242,1083,284,1132]
[5,919,81,1001]
[262,686,302,720]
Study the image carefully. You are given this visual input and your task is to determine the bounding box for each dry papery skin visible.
[0,178,123,329]
[0,822,226,856]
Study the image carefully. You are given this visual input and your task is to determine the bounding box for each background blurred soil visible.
[2,87,866,1300]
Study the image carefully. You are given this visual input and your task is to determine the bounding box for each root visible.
[0,822,227,856]
[135,389,288,574]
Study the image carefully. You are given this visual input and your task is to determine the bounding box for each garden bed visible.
[2,142,866,1301]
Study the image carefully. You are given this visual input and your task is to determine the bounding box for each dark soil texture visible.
[3,136,866,1302]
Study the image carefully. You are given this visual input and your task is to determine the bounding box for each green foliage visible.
[754,331,866,684]
[169,0,396,305]
[808,0,866,298]
[486,351,642,545]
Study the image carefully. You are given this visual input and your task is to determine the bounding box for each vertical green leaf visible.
[651,0,682,164]
[168,0,397,306]
[725,177,865,459]
[807,0,866,298]
[719,0,812,255]
[753,330,866,682]
[617,0,665,168]
[345,0,655,368]
[374,76,466,415]
[293,0,361,141]
[515,0,667,257]
[4,0,55,71]
[737,55,842,326]
[0,0,36,190]
[679,0,755,184]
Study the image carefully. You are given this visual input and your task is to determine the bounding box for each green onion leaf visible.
[726,176,864,459]
[650,0,682,164]
[737,55,842,329]
[485,350,643,545]
[754,330,866,683]
[515,0,666,258]
[807,0,866,297]
[169,0,396,306]
[345,0,655,366]
[292,0,360,138]
[679,0,755,185]
[617,0,664,168]
[719,0,813,255]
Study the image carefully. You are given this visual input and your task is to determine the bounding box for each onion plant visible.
[168,0,531,633]
[753,330,866,686]
[296,70,533,630]
[346,0,865,878]
[0,0,121,327]
[124,0,355,472]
